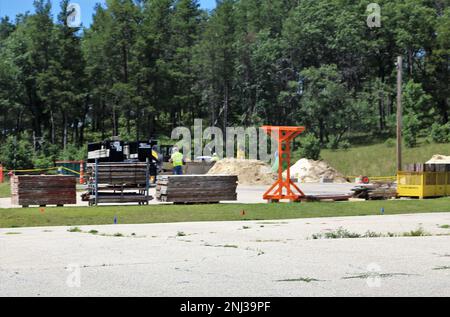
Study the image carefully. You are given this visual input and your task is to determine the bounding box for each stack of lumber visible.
[156,175,238,203]
[11,175,76,207]
[86,162,148,185]
[352,183,397,200]
[404,163,450,172]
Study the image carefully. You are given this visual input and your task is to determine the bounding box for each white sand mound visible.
[208,158,275,185]
[426,154,450,164]
[283,158,348,183]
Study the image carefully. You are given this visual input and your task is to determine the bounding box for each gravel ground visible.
[1,213,449,297]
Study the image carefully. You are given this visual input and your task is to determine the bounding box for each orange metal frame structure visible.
[261,126,306,202]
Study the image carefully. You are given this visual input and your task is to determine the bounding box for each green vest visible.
[171,152,184,167]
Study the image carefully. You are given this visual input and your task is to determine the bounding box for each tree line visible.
[0,0,448,168]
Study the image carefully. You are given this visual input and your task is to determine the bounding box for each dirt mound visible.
[283,158,348,183]
[426,154,450,164]
[207,159,275,185]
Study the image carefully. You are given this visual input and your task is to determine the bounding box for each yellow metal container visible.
[397,171,450,199]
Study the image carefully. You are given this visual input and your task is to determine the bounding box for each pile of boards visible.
[352,183,397,200]
[156,175,238,203]
[11,175,76,207]
[85,162,151,205]
[404,163,450,172]
[86,162,148,185]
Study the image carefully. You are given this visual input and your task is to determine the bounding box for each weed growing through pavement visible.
[310,227,431,240]
[276,277,324,283]
[433,266,450,270]
[68,227,143,238]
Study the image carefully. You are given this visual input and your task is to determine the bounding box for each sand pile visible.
[208,158,276,185]
[283,159,348,183]
[426,154,450,164]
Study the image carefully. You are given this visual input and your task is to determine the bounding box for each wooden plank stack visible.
[404,163,450,172]
[86,163,148,185]
[156,175,238,203]
[11,175,76,207]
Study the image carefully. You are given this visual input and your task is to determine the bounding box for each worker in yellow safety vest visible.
[212,153,220,162]
[170,147,184,175]
[149,145,160,184]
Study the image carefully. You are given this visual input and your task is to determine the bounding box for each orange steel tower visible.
[261,126,306,202]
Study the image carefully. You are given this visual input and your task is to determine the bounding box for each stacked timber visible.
[156,175,238,203]
[11,175,76,207]
[404,163,450,172]
[85,162,152,205]
[86,162,148,185]
[352,183,397,200]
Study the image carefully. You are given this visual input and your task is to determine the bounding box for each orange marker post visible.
[261,126,306,203]
[0,164,3,183]
[79,160,85,184]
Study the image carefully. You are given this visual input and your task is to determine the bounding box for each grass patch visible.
[4,232,21,235]
[219,244,238,248]
[342,273,414,280]
[1,198,450,228]
[0,182,11,198]
[177,231,187,237]
[433,266,450,270]
[402,227,430,237]
[312,227,362,239]
[312,227,431,240]
[439,224,450,229]
[70,227,140,238]
[67,227,82,233]
[277,277,323,283]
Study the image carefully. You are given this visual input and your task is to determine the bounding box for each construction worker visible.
[149,145,160,184]
[170,147,184,175]
[212,153,220,162]
[237,145,245,160]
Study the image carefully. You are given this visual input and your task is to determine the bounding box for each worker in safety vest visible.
[149,145,160,184]
[212,153,220,162]
[170,147,184,175]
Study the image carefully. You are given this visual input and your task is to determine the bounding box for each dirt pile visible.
[283,158,348,183]
[207,159,275,185]
[426,154,450,164]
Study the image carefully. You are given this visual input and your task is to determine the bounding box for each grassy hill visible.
[318,139,450,177]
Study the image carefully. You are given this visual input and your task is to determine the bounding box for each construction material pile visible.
[156,175,238,203]
[284,159,348,183]
[426,154,450,164]
[86,162,148,185]
[207,159,275,185]
[11,175,76,207]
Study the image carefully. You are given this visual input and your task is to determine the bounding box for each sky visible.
[0,0,217,26]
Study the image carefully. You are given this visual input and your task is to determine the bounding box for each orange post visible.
[0,164,3,183]
[261,126,306,202]
[79,160,85,184]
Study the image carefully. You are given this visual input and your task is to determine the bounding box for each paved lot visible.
[1,213,449,297]
[0,183,356,208]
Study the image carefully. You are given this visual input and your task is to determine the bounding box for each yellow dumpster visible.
[397,171,450,199]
